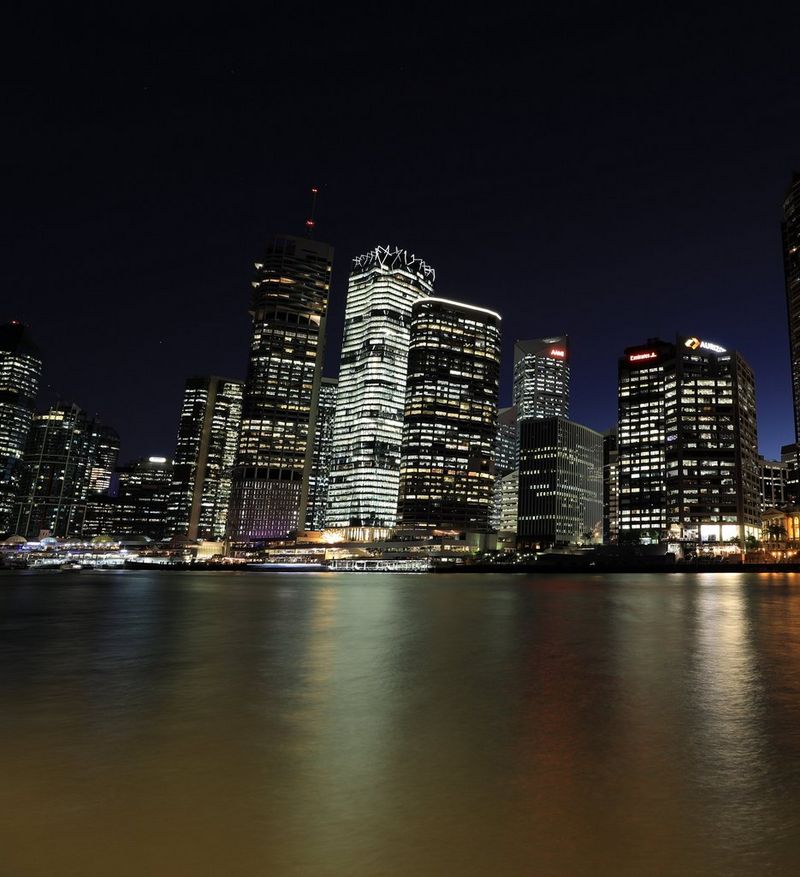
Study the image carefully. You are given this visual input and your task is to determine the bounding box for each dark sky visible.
[4,4,800,460]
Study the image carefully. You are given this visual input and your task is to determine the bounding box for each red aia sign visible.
[549,348,566,358]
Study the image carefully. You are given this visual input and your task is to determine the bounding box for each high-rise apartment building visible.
[327,246,435,529]
[167,376,243,541]
[0,322,42,535]
[13,403,94,539]
[114,457,173,540]
[304,376,337,531]
[228,235,333,546]
[782,172,800,442]
[513,336,569,421]
[517,417,603,549]
[396,298,501,534]
[618,336,760,546]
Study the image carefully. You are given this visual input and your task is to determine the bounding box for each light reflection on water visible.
[2,570,800,876]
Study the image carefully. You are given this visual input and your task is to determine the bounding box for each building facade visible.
[617,336,760,546]
[517,417,602,549]
[87,422,120,495]
[783,172,800,442]
[114,457,173,540]
[304,376,337,531]
[13,403,94,540]
[513,336,570,421]
[602,427,619,544]
[167,376,243,541]
[758,455,789,512]
[227,235,333,546]
[0,322,42,535]
[491,405,518,530]
[327,245,435,529]
[396,297,501,534]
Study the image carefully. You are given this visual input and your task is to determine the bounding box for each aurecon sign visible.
[684,336,726,354]
[629,351,658,362]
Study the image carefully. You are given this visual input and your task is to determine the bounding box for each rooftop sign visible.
[629,351,658,362]
[684,337,726,354]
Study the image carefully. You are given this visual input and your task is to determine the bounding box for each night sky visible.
[5,5,800,460]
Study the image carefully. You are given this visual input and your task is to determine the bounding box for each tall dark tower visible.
[783,172,800,442]
[0,322,42,535]
[227,234,333,548]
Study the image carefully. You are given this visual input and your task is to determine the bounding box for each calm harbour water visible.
[2,570,800,876]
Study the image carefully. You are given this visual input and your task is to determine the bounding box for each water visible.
[2,570,800,876]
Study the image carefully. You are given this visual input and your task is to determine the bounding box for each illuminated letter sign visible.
[684,337,726,354]
[549,348,566,358]
[629,351,658,362]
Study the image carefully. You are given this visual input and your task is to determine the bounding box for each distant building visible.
[517,416,602,549]
[513,336,569,421]
[13,403,94,539]
[167,376,243,541]
[782,172,800,442]
[115,457,173,540]
[228,235,333,546]
[304,377,337,531]
[617,336,760,546]
[491,405,518,530]
[87,422,120,495]
[781,442,800,504]
[496,469,519,535]
[0,322,42,535]
[327,245,435,529]
[758,455,789,512]
[602,427,619,544]
[396,297,501,535]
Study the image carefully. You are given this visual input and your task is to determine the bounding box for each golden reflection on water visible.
[2,570,800,876]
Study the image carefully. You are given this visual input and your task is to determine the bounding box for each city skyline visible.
[5,8,799,464]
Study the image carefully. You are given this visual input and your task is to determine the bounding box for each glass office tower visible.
[513,336,570,420]
[617,336,760,546]
[228,235,333,546]
[396,297,501,534]
[327,246,435,529]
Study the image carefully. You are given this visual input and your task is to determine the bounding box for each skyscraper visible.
[0,322,42,536]
[783,172,800,442]
[513,336,570,421]
[490,405,518,530]
[114,457,173,540]
[167,376,243,541]
[602,427,619,544]
[87,422,120,495]
[396,297,501,534]
[227,235,333,546]
[327,246,435,529]
[617,336,760,546]
[517,417,603,549]
[13,403,94,539]
[304,376,337,531]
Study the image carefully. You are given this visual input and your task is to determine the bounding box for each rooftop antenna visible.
[305,186,319,237]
